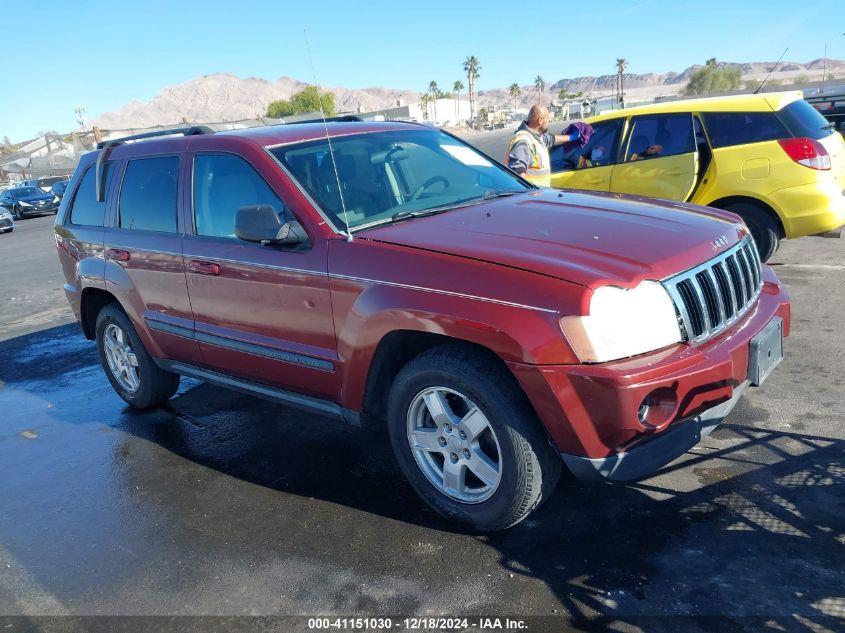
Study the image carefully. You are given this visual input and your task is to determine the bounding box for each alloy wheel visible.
[406,386,502,503]
[102,323,140,393]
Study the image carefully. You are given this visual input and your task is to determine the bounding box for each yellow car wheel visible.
[720,202,781,262]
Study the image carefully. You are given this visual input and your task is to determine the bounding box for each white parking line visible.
[0,544,70,615]
[773,264,845,270]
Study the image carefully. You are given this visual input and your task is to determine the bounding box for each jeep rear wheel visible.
[95,304,179,408]
[387,345,560,531]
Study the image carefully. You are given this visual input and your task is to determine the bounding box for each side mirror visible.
[234,205,307,246]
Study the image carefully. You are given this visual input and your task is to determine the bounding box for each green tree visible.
[463,56,481,128]
[508,83,521,110]
[534,75,545,103]
[793,74,810,85]
[266,85,336,118]
[684,59,741,95]
[558,88,582,101]
[452,80,464,123]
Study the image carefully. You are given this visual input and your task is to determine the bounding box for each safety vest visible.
[506,130,551,187]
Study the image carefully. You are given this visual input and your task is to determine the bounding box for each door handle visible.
[188,260,221,276]
[106,248,130,261]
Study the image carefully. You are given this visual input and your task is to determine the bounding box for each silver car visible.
[0,208,14,234]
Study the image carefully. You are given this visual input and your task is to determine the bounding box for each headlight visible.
[560,280,682,363]
[53,196,60,203]
[18,200,32,207]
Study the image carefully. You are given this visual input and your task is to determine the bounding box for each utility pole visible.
[823,34,845,83]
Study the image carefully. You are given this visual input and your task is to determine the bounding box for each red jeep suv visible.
[55,121,790,531]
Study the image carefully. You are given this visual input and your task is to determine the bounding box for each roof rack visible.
[96,125,214,150]
[284,115,364,125]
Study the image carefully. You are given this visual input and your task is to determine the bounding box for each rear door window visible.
[118,156,180,232]
[623,114,695,161]
[701,112,789,148]
[69,164,113,226]
[778,99,835,140]
[192,153,287,238]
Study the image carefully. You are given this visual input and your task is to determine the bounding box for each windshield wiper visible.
[390,205,459,222]
[351,192,527,233]
[482,189,524,200]
[351,201,474,233]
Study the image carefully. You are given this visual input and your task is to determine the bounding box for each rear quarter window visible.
[777,99,835,140]
[68,164,113,226]
[701,112,789,148]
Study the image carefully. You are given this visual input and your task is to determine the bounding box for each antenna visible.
[755,48,789,94]
[304,29,352,242]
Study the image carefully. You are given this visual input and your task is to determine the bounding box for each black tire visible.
[387,344,561,531]
[12,206,21,221]
[95,303,180,408]
[722,201,780,262]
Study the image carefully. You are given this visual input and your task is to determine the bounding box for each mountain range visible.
[92,59,845,130]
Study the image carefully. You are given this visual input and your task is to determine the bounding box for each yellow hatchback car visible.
[549,91,845,260]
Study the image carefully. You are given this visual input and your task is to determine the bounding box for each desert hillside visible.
[93,59,845,130]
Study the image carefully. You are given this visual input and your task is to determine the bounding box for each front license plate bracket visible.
[747,316,784,386]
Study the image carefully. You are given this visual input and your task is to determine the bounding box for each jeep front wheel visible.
[387,345,561,531]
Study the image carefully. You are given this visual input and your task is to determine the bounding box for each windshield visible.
[271,128,530,232]
[11,187,42,198]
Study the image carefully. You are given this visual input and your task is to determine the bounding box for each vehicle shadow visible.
[1,324,843,630]
[127,380,845,631]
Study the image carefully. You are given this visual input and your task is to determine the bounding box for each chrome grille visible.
[663,237,762,344]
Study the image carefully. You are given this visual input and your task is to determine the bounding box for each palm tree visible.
[463,56,481,129]
[508,83,521,110]
[616,58,628,106]
[534,75,545,104]
[420,93,430,121]
[428,80,439,124]
[452,80,464,123]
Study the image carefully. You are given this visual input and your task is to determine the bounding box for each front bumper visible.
[508,265,790,480]
[0,216,12,230]
[562,381,749,481]
[19,203,59,216]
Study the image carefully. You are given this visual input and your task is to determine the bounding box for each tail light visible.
[777,138,831,170]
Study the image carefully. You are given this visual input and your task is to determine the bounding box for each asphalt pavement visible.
[1,151,844,632]
[0,213,75,340]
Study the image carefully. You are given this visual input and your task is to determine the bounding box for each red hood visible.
[362,189,749,289]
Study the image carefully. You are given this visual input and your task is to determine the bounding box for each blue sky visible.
[2,0,843,142]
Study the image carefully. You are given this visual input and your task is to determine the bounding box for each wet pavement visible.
[1,220,844,632]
